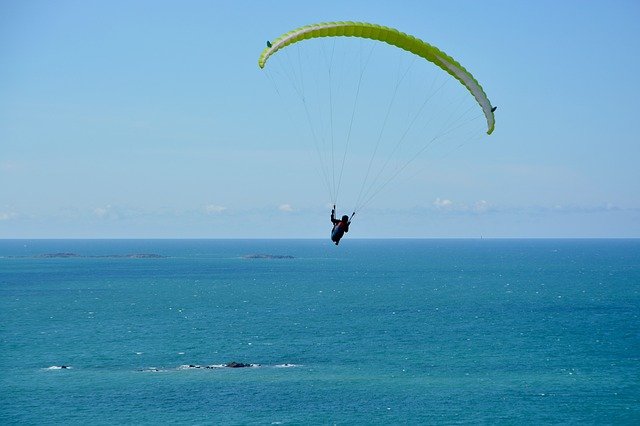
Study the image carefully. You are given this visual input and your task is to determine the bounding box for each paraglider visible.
[330,205,354,245]
[259,22,496,244]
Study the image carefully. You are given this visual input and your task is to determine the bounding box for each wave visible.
[45,365,71,370]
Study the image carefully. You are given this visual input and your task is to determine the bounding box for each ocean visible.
[1,239,638,424]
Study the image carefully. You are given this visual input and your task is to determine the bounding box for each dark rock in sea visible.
[225,361,253,368]
[242,254,295,259]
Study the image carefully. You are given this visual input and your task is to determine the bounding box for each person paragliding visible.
[331,205,354,246]
[259,22,496,244]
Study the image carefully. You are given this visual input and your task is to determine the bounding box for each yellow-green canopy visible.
[259,21,495,134]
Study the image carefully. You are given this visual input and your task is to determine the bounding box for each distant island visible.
[35,252,80,258]
[242,254,295,259]
[34,253,167,259]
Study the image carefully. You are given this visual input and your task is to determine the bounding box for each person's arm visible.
[331,206,338,223]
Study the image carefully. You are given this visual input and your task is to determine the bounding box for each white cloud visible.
[205,204,227,214]
[433,198,453,209]
[432,198,493,213]
[93,206,108,218]
[93,205,118,219]
[0,211,16,221]
[278,204,294,212]
[474,200,490,213]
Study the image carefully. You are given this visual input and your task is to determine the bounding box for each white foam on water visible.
[179,364,227,370]
[140,367,166,373]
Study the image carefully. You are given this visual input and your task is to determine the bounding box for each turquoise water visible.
[1,239,639,424]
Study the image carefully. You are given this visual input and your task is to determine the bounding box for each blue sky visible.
[1,0,639,238]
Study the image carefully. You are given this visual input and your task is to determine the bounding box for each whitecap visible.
[179,364,203,370]
[274,363,300,368]
[179,364,226,370]
[45,365,71,370]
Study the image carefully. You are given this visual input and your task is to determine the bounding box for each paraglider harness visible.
[331,205,354,245]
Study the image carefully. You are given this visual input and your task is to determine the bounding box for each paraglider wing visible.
[258,21,495,134]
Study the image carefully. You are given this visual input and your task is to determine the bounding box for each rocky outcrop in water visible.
[36,253,80,258]
[33,253,167,259]
[242,254,294,259]
[180,362,259,370]
[225,361,253,368]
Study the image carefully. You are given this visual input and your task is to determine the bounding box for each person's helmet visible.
[342,215,349,222]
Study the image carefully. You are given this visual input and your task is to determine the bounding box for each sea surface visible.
[1,239,638,425]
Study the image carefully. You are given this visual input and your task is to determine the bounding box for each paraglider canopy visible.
[259,21,495,134]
